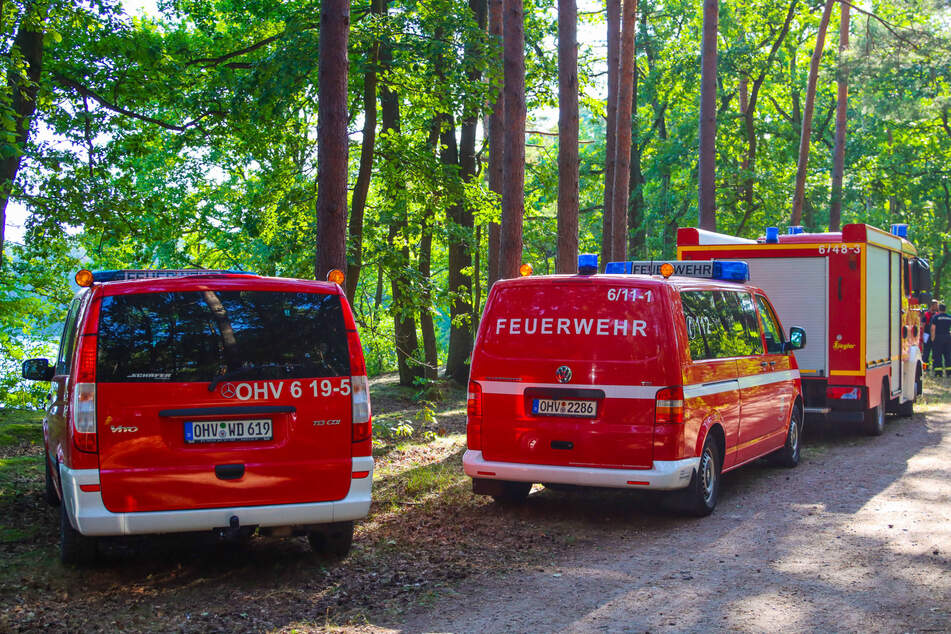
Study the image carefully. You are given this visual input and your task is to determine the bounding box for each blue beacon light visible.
[890,223,908,238]
[788,226,804,235]
[578,253,599,275]
[712,260,750,282]
[765,227,779,243]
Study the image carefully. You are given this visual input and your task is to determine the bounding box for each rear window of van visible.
[97,291,350,382]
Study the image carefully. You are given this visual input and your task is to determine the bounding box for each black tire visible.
[669,437,721,517]
[774,405,803,468]
[491,481,532,505]
[307,521,354,559]
[60,503,97,566]
[864,383,887,436]
[44,455,60,507]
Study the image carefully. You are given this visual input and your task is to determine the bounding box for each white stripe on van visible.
[478,381,660,400]
[736,369,800,390]
[480,369,800,402]
[683,380,739,399]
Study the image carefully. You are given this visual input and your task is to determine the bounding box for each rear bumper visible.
[60,457,374,537]
[463,450,698,491]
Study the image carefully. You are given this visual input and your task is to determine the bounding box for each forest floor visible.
[0,375,949,632]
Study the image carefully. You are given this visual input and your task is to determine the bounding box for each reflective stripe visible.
[683,380,739,399]
[480,368,800,402]
[736,369,800,389]
[478,381,659,400]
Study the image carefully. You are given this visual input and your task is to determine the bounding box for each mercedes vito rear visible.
[22,269,372,564]
[464,259,805,515]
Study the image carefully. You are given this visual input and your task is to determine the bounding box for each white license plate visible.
[532,398,596,418]
[185,419,273,444]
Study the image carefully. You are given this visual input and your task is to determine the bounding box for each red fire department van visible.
[677,223,931,435]
[464,257,806,516]
[22,269,373,564]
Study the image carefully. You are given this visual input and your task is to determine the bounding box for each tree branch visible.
[836,0,919,49]
[53,74,213,132]
[186,32,284,67]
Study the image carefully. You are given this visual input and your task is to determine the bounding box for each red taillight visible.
[77,334,97,383]
[654,386,684,425]
[347,330,367,376]
[73,334,98,453]
[467,381,483,450]
[346,327,372,455]
[827,386,862,400]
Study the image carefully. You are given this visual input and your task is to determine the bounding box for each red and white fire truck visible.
[677,223,932,435]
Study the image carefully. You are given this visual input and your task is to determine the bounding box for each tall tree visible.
[0,1,50,268]
[380,27,422,387]
[601,0,620,265]
[446,0,487,383]
[611,0,636,260]
[499,0,525,279]
[556,0,579,273]
[829,1,850,231]
[734,0,796,235]
[346,0,384,302]
[486,0,504,287]
[791,0,835,227]
[314,0,350,280]
[697,0,718,231]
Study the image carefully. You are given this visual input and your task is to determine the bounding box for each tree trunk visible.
[487,0,504,287]
[829,1,850,232]
[418,224,439,381]
[601,0,620,265]
[0,3,49,268]
[418,119,443,382]
[446,114,476,383]
[697,0,718,231]
[629,53,645,256]
[791,0,835,226]
[345,0,384,302]
[315,0,350,280]
[735,0,796,235]
[381,51,422,386]
[610,0,636,261]
[557,0,579,273]
[499,0,526,279]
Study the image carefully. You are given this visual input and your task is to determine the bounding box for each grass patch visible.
[0,409,43,448]
[0,455,44,497]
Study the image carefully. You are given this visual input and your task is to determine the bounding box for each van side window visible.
[756,295,785,354]
[681,290,757,360]
[55,295,84,375]
[733,292,764,355]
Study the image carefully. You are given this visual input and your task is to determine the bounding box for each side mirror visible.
[787,326,806,351]
[22,358,55,381]
[916,291,932,308]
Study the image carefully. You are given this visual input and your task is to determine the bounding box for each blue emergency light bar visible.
[890,223,908,238]
[91,269,255,283]
[788,225,804,235]
[604,260,750,283]
[578,253,598,275]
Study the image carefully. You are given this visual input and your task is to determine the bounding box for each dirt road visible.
[397,395,951,632]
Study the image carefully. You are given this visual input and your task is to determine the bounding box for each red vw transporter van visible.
[464,257,805,516]
[22,269,372,564]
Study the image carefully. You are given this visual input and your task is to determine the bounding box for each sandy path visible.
[395,403,951,633]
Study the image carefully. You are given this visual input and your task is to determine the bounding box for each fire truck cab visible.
[678,223,931,435]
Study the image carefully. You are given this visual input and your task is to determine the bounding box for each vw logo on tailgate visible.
[555,365,572,383]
